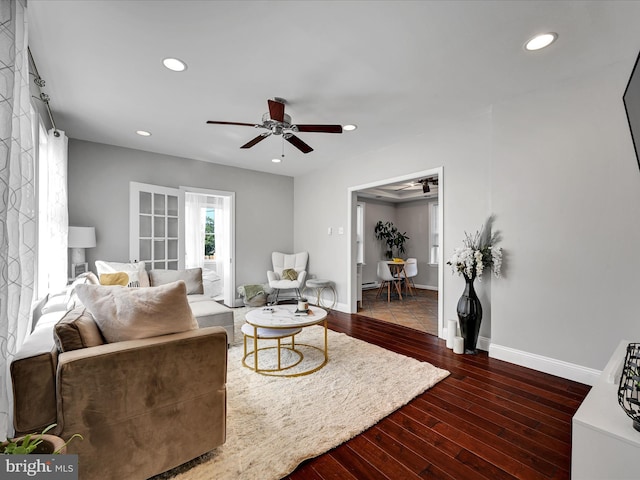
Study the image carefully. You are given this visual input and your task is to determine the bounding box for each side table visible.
[303,279,337,310]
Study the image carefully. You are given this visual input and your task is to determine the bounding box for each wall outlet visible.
[338,227,344,235]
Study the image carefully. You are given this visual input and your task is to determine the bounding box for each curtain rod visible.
[27,47,60,137]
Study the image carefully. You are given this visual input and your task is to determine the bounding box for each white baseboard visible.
[414,283,438,291]
[477,335,491,352]
[489,342,601,386]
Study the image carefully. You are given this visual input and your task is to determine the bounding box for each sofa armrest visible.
[297,271,307,285]
[267,270,280,282]
[55,327,227,478]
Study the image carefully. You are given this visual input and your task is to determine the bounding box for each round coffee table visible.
[243,304,328,377]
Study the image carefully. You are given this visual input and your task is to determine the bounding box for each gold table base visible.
[242,319,328,377]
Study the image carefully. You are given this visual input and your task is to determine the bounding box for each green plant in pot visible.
[1,423,82,454]
[374,221,410,259]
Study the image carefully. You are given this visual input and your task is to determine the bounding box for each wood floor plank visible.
[286,311,589,480]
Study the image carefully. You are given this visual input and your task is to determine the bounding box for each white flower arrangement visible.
[447,229,502,280]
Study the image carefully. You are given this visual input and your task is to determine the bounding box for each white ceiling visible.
[27,0,640,178]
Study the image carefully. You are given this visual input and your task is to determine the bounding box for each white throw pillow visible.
[148,268,204,294]
[74,280,197,343]
[95,260,150,287]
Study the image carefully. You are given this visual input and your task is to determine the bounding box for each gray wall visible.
[68,139,294,295]
[294,57,640,372]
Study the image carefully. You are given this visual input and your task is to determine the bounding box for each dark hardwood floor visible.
[285,311,591,480]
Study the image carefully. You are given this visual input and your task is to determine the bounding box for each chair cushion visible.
[269,279,302,289]
[74,280,198,343]
[306,279,332,288]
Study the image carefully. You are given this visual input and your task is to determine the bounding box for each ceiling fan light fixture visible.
[524,32,557,51]
[136,130,152,136]
[343,124,357,131]
[162,57,187,72]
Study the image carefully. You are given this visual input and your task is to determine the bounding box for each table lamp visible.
[68,226,96,268]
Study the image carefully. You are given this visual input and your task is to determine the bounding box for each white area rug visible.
[165,309,449,480]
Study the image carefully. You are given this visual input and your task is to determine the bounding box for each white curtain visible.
[184,193,207,269]
[184,193,229,300]
[0,0,35,438]
[215,196,230,298]
[46,129,68,291]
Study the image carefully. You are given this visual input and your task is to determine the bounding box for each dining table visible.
[385,260,414,298]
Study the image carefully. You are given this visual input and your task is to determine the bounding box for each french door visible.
[129,182,235,307]
[129,182,180,270]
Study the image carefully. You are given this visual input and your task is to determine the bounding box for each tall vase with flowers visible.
[447,227,502,354]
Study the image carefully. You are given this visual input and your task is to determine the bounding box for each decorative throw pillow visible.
[282,268,298,281]
[95,260,150,288]
[54,307,106,352]
[148,268,204,295]
[99,272,130,286]
[74,280,198,343]
[65,271,101,311]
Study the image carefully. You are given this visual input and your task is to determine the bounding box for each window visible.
[356,202,365,264]
[429,202,439,265]
[204,208,215,259]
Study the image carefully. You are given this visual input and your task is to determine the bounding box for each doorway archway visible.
[347,167,444,338]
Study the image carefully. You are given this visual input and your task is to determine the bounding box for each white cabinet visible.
[572,340,640,479]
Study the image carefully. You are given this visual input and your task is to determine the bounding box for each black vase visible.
[456,274,483,354]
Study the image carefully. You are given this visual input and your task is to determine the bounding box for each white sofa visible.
[37,262,235,344]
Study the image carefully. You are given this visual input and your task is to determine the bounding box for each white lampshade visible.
[68,227,96,248]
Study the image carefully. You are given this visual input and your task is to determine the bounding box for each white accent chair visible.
[376,261,403,302]
[267,252,309,303]
[401,257,418,295]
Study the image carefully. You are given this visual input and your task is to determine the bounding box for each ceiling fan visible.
[206,98,343,154]
[395,178,439,193]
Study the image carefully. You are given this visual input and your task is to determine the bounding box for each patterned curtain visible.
[0,0,35,438]
[184,192,207,270]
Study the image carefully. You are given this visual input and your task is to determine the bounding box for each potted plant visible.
[1,424,82,454]
[374,220,410,259]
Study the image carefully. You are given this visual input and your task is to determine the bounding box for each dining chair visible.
[401,257,418,295]
[376,261,403,302]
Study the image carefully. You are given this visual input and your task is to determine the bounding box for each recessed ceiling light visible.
[271,158,282,163]
[162,57,187,72]
[524,33,558,51]
[343,124,357,131]
[136,130,152,136]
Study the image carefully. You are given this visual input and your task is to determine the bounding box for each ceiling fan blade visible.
[285,134,313,154]
[207,121,257,127]
[295,124,343,134]
[240,133,271,149]
[394,184,419,191]
[268,99,285,123]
